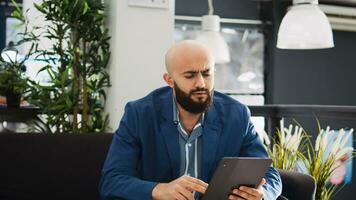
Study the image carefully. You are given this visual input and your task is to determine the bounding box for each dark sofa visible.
[0,133,315,200]
[0,133,112,200]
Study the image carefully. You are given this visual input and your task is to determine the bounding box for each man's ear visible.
[163,73,174,88]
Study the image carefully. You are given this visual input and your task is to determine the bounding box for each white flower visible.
[295,128,303,151]
[259,129,271,145]
[321,129,329,151]
[280,119,285,145]
[294,126,299,136]
[280,124,303,153]
[288,132,298,152]
[339,128,353,149]
[282,127,292,146]
[285,127,292,147]
[315,129,323,152]
[330,129,345,155]
[288,124,293,137]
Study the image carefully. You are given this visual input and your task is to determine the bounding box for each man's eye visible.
[202,73,210,77]
[185,74,195,79]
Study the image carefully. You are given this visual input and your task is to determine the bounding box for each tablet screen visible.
[202,157,272,200]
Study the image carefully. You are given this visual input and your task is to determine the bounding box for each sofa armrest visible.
[278,169,316,200]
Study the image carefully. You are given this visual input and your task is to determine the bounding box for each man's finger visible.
[257,178,266,188]
[228,194,238,200]
[181,176,208,193]
[234,188,254,199]
[173,191,189,200]
[182,179,208,194]
[184,175,209,187]
[228,194,244,200]
[176,184,194,200]
[238,186,258,197]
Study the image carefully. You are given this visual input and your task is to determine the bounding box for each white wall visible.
[22,0,52,54]
[105,1,175,130]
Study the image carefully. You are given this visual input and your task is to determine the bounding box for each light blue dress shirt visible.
[172,99,204,178]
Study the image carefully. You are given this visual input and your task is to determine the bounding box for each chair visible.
[277,169,316,200]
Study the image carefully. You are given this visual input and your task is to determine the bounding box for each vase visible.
[5,91,21,108]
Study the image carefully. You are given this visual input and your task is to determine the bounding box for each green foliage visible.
[16,0,111,133]
[0,59,28,96]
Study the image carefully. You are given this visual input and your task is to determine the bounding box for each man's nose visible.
[195,73,206,88]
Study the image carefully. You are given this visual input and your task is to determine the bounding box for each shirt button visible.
[188,143,192,147]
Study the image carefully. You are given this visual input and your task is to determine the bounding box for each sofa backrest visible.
[0,133,113,200]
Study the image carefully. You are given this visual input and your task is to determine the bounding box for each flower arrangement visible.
[267,119,306,171]
[302,125,354,200]
[264,119,355,200]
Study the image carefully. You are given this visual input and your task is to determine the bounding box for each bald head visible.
[165,40,215,75]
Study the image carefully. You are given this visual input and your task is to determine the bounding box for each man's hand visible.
[152,175,208,200]
[228,178,266,200]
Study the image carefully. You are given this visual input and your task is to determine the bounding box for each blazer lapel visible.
[201,103,222,182]
[158,90,181,179]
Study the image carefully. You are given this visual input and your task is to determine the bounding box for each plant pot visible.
[5,91,21,108]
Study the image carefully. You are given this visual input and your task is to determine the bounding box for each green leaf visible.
[83,2,90,15]
[65,96,72,107]
[60,68,69,83]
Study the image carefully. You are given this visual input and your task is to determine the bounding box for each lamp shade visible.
[277,4,334,49]
[196,15,230,64]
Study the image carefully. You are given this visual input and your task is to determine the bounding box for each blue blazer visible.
[100,87,282,200]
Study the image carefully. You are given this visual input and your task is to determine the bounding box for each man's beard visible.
[174,82,213,114]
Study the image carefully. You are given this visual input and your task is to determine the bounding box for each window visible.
[174,21,266,135]
[174,23,264,102]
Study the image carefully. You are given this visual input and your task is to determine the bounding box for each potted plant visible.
[11,0,111,133]
[302,125,355,200]
[263,119,356,200]
[0,42,29,108]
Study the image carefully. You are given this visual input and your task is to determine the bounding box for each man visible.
[99,40,282,200]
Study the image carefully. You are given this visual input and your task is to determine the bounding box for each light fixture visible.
[196,0,230,64]
[1,41,19,63]
[237,71,256,82]
[277,0,334,49]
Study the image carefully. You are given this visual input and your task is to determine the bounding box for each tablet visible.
[202,157,272,200]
